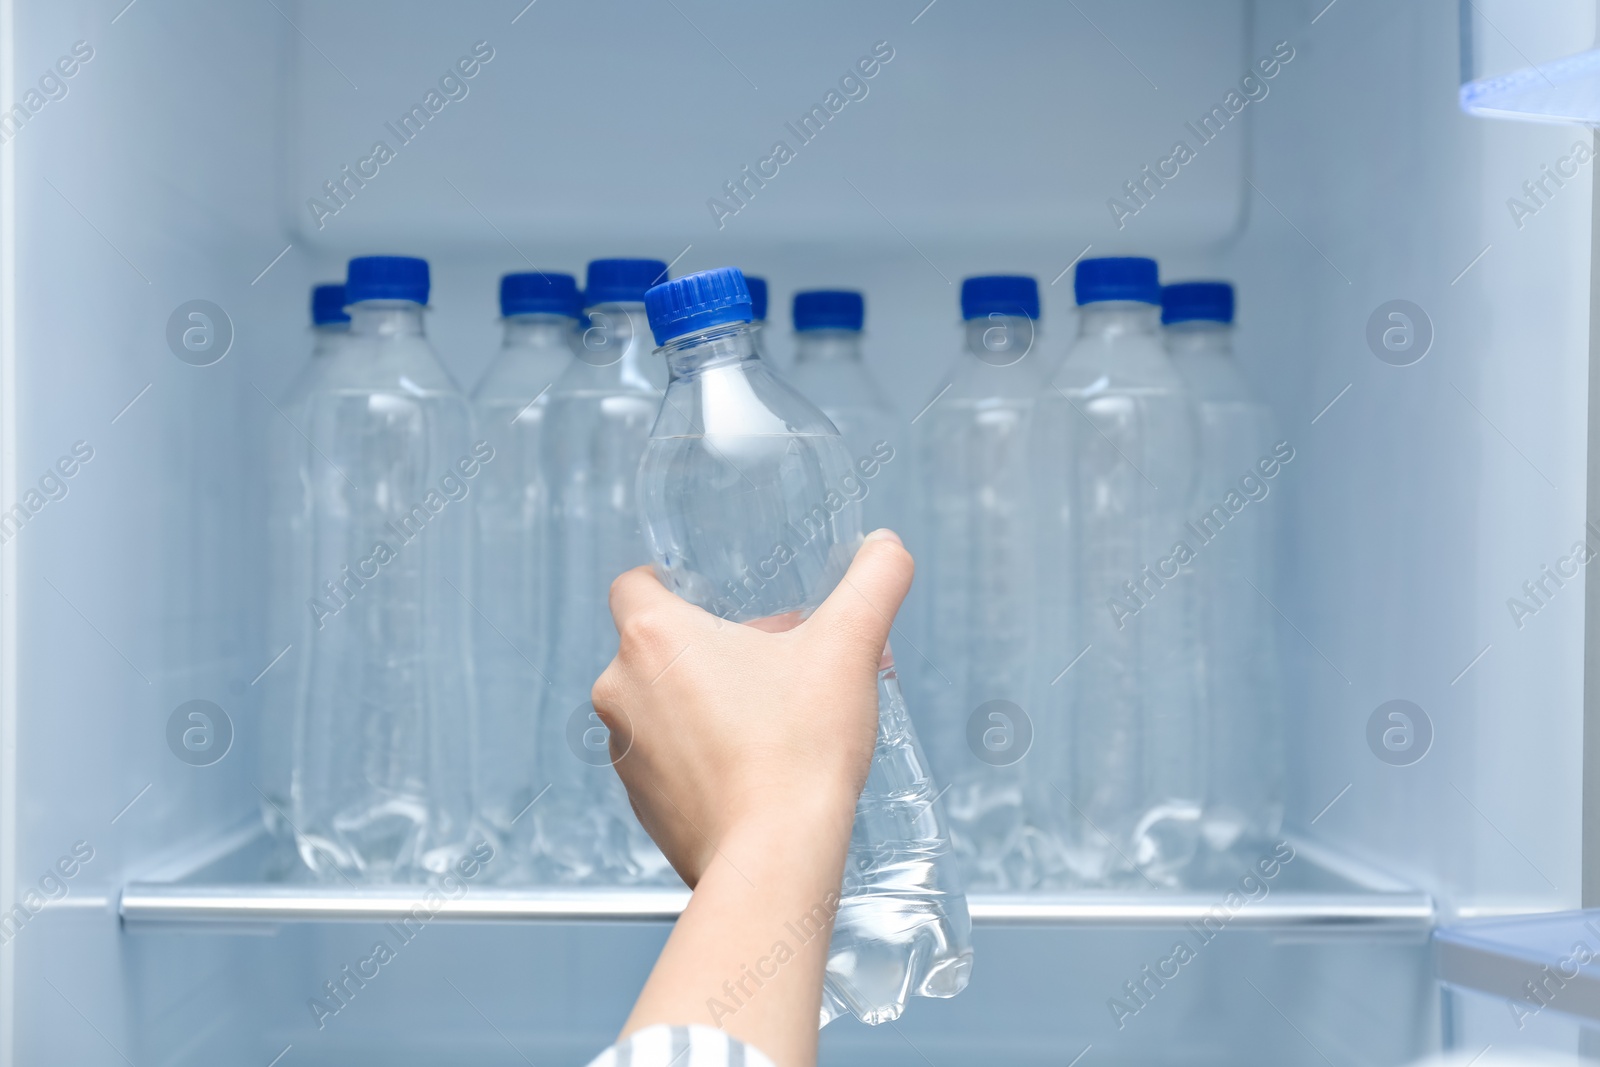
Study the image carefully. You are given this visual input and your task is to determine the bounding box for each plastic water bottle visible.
[745,275,769,331]
[470,272,580,862]
[1035,257,1201,885]
[912,276,1051,889]
[1162,282,1282,853]
[638,267,971,1026]
[294,256,478,879]
[261,283,350,846]
[743,275,774,365]
[784,290,905,535]
[532,258,672,883]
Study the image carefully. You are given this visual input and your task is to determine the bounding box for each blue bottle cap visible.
[1075,257,1160,306]
[960,275,1040,321]
[346,256,430,305]
[644,267,753,346]
[746,276,769,322]
[500,272,580,318]
[793,290,865,332]
[1161,281,1235,325]
[585,258,671,305]
[311,283,349,326]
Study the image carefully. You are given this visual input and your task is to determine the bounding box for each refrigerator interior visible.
[0,0,1592,1063]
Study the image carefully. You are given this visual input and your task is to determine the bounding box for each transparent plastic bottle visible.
[1162,282,1282,854]
[745,274,769,347]
[742,274,776,367]
[294,256,478,880]
[637,267,971,1026]
[470,272,581,866]
[261,283,350,846]
[1034,257,1201,885]
[784,290,906,535]
[532,258,672,884]
[913,276,1051,889]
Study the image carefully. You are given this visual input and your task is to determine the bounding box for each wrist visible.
[718,788,856,876]
[727,780,857,843]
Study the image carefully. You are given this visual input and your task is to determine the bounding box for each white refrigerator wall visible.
[0,0,1591,1064]
[1239,0,1590,918]
[3,0,301,1063]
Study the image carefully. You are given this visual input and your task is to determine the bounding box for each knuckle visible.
[591,663,622,708]
[617,607,674,660]
[609,566,640,595]
[607,568,640,611]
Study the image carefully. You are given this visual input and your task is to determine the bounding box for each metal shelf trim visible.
[120,885,1435,930]
[117,829,1436,931]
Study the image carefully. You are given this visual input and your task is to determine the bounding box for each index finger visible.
[607,564,704,629]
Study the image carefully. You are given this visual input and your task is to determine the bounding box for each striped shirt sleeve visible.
[583,1024,778,1067]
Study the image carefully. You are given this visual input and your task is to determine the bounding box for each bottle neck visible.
[311,323,349,356]
[1075,301,1161,341]
[660,321,760,380]
[502,313,575,349]
[963,315,1036,361]
[349,301,425,337]
[580,302,649,357]
[794,328,863,364]
[1164,320,1233,357]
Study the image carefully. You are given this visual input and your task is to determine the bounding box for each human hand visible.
[590,529,914,888]
[597,529,914,1065]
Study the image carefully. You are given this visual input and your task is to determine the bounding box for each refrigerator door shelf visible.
[1435,910,1600,1023]
[1459,47,1600,125]
[119,830,1435,934]
[1457,0,1600,124]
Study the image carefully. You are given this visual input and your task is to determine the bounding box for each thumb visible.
[804,529,915,658]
